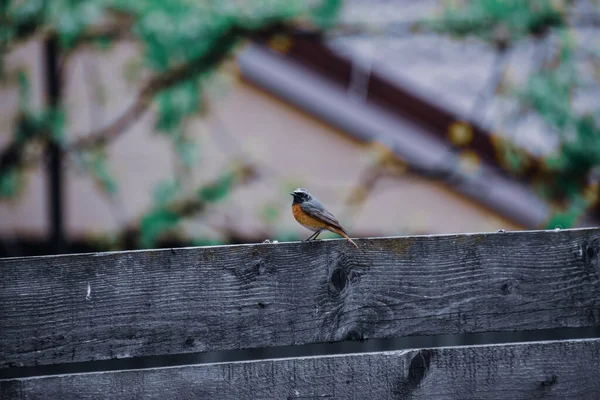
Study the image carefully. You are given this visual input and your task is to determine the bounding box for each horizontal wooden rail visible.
[1,228,599,369]
[2,339,599,399]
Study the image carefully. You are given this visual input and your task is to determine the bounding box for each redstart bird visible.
[290,188,358,248]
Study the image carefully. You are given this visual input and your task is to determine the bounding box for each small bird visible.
[290,188,358,248]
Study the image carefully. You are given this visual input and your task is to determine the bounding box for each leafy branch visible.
[425,0,599,228]
[69,25,244,151]
[1,0,344,200]
[421,0,569,48]
[123,162,258,248]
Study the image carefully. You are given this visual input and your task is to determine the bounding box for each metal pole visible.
[44,37,65,254]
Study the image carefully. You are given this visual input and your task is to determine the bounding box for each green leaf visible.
[544,194,590,229]
[46,0,107,48]
[156,80,200,133]
[14,113,41,143]
[91,35,113,50]
[153,179,179,206]
[56,9,79,46]
[198,171,235,203]
[0,168,23,199]
[14,107,65,145]
[90,151,118,195]
[423,0,566,43]
[310,0,342,30]
[17,70,30,112]
[139,208,181,248]
[46,108,66,144]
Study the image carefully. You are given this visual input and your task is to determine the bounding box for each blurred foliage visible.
[428,0,599,228]
[75,150,118,195]
[544,193,592,229]
[5,0,597,248]
[424,0,569,46]
[0,168,23,198]
[1,71,65,198]
[310,0,342,30]
[191,237,224,247]
[1,0,342,246]
[260,203,281,224]
[515,32,600,227]
[156,80,200,133]
[139,208,181,249]
[138,163,257,248]
[4,0,341,152]
[198,169,237,203]
[153,178,180,206]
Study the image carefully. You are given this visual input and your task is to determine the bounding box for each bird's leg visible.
[305,231,318,241]
[305,230,322,242]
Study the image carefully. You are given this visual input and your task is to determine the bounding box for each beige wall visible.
[0,40,520,243]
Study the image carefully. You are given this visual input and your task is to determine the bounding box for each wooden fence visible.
[1,228,600,398]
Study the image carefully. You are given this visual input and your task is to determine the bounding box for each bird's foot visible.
[304,238,323,243]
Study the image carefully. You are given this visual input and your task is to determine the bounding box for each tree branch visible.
[121,161,259,248]
[68,26,244,151]
[1,21,313,176]
[1,24,254,174]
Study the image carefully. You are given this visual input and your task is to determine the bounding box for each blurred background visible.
[2,0,600,257]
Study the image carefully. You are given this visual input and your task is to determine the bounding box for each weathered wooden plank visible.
[2,339,599,399]
[1,228,599,368]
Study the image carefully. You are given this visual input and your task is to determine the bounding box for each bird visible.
[290,188,358,248]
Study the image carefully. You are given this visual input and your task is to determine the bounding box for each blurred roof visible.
[329,0,600,150]
[236,0,600,228]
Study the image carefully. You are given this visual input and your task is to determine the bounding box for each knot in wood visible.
[581,241,597,264]
[579,240,600,278]
[586,246,595,260]
[327,253,360,295]
[392,349,433,397]
[406,349,432,389]
[343,328,364,342]
[330,268,348,293]
[500,278,520,296]
[539,375,558,390]
[231,257,274,287]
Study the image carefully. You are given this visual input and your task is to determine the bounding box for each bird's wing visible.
[300,200,347,234]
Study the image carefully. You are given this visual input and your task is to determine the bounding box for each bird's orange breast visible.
[292,204,328,231]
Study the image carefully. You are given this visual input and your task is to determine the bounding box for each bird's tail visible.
[333,228,359,249]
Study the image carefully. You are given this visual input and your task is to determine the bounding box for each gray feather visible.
[300,199,346,233]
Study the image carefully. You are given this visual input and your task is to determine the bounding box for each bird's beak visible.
[289,192,294,196]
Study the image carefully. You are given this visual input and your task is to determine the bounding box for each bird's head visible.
[290,188,312,204]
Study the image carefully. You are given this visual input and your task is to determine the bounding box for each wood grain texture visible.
[2,339,600,399]
[1,228,600,368]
